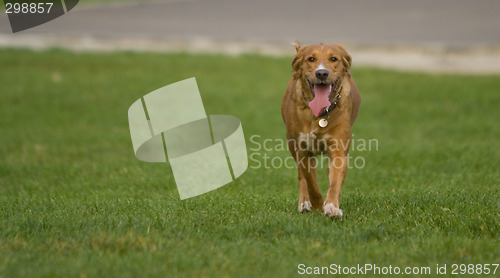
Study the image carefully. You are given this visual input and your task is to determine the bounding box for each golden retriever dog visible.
[281,42,361,218]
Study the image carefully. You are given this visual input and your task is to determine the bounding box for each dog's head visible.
[292,42,352,116]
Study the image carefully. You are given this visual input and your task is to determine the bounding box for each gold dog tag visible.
[319,118,328,127]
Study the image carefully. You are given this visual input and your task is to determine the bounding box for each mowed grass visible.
[0,49,498,277]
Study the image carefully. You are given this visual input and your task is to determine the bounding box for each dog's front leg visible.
[297,169,312,212]
[295,151,323,211]
[324,150,349,218]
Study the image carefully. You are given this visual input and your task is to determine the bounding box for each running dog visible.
[281,42,361,218]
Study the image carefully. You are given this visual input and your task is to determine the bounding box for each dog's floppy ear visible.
[291,41,304,79]
[292,53,303,79]
[337,44,352,70]
[291,40,302,52]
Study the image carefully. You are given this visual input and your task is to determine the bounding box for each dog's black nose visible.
[315,69,329,80]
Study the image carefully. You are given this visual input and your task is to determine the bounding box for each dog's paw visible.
[323,203,343,218]
[298,201,312,213]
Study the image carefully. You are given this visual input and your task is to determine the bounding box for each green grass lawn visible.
[0,49,498,277]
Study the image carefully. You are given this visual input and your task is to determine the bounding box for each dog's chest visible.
[297,129,331,154]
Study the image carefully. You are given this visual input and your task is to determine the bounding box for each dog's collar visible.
[317,91,341,118]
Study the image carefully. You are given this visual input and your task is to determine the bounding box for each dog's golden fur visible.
[281,42,361,217]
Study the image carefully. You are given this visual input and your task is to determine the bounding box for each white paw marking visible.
[323,203,343,218]
[298,201,312,213]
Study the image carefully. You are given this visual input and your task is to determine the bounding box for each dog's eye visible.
[308,57,315,62]
[330,57,338,62]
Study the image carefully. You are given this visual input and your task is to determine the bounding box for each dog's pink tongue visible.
[309,85,331,117]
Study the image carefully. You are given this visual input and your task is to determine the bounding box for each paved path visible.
[1,0,500,73]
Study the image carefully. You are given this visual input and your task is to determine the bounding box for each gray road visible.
[1,0,500,47]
